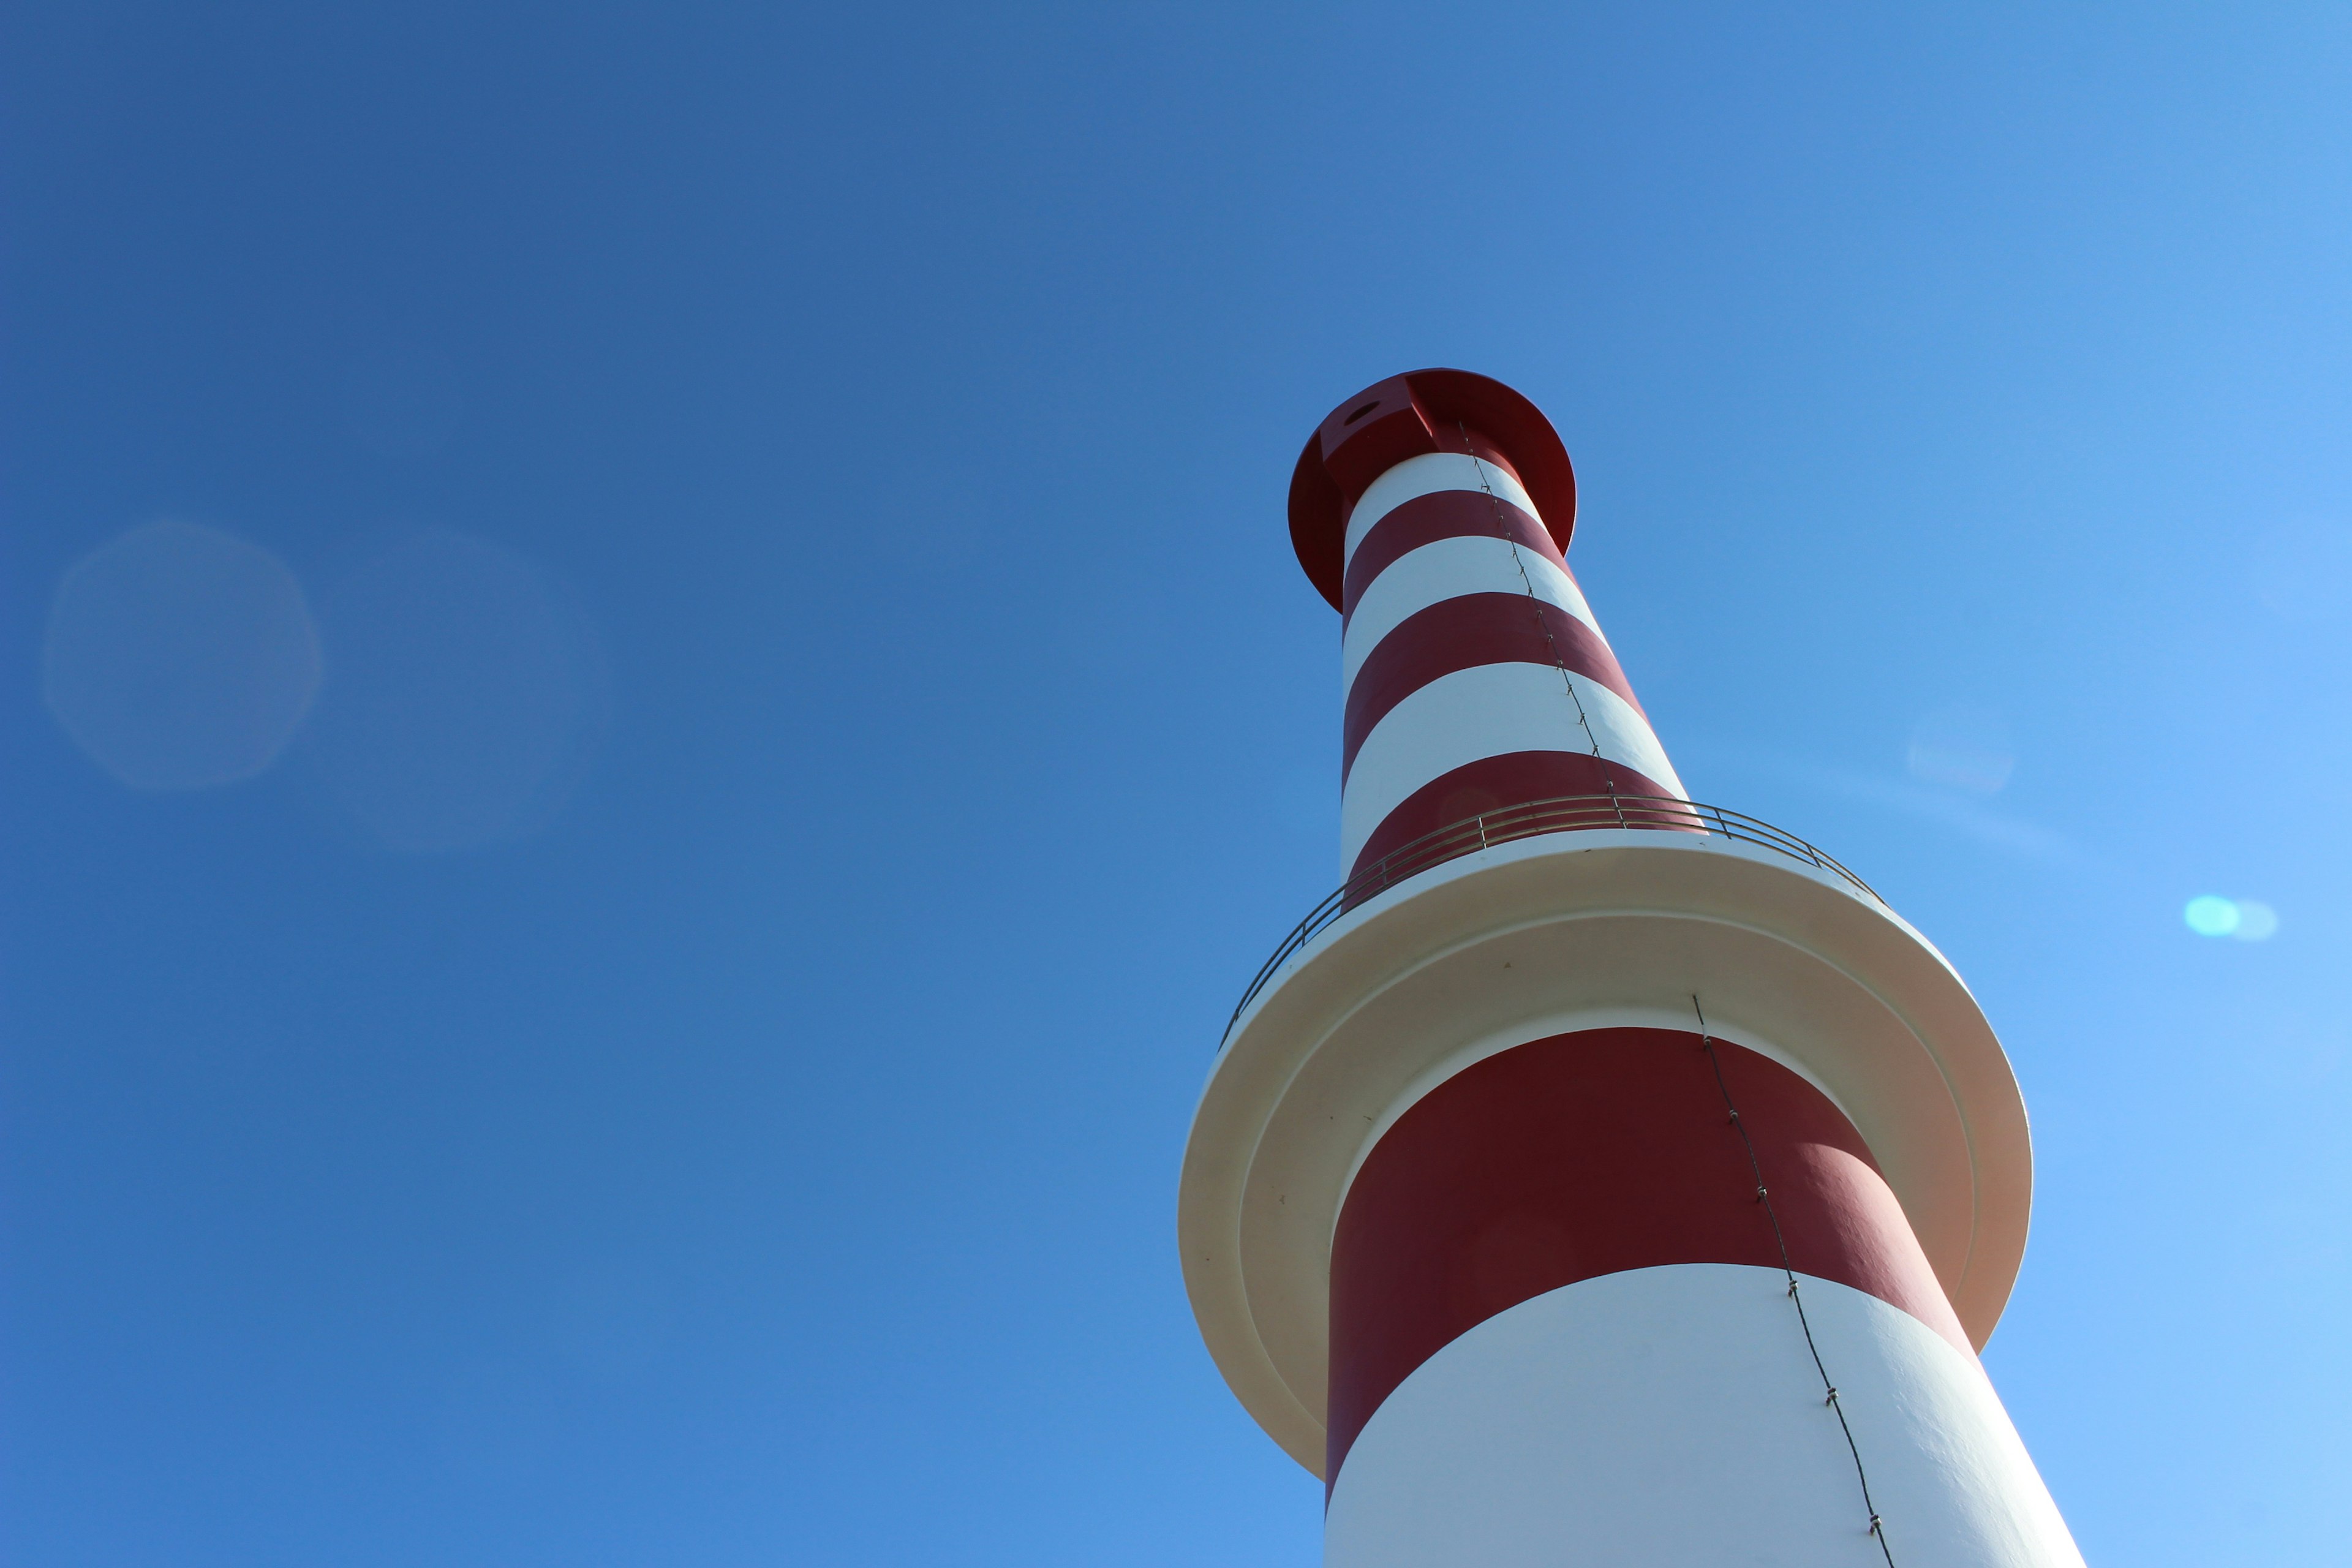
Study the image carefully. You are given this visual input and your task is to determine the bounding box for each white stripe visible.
[1342,537,1608,692]
[1344,453,1540,565]
[1341,663,1685,870]
[1325,1265,2084,1568]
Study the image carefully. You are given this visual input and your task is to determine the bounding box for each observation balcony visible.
[1222,794,1882,1049]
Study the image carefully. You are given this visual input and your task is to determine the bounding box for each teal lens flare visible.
[2184,895,2241,937]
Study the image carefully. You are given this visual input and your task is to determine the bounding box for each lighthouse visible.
[1178,371,2085,1566]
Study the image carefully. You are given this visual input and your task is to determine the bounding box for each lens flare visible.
[1905,704,2016,794]
[42,519,322,790]
[2183,895,2241,937]
[305,528,604,853]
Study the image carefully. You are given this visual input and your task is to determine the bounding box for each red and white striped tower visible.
[1180,371,2085,1566]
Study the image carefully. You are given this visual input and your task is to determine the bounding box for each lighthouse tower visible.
[1179,371,2084,1566]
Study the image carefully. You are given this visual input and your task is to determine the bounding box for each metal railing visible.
[1219,793,1879,1048]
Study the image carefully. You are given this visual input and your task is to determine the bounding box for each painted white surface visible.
[1341,662,1686,868]
[1343,453,1540,562]
[1340,535,1606,689]
[1326,1264,2082,1568]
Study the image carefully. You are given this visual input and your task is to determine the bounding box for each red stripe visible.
[1341,491,1561,619]
[1326,1027,1967,1487]
[1348,750,1688,883]
[1341,595,1642,782]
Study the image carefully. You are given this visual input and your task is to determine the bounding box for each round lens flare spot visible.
[2183,896,2241,937]
[2184,895,2280,941]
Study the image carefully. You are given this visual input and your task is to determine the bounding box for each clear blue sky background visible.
[5,4,2348,1563]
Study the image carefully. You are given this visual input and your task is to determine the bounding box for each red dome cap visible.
[1287,369,1577,611]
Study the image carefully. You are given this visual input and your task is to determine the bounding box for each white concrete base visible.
[1325,1264,2081,1568]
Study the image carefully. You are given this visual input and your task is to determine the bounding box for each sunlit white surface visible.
[1326,1265,2084,1568]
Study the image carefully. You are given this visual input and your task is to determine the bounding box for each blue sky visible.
[4,3,2348,1562]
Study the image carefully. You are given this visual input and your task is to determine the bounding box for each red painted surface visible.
[1348,750,1687,882]
[1342,595,1641,780]
[1292,369,1578,610]
[1326,1028,1969,1485]
[1341,489,1559,620]
[1313,374,1445,503]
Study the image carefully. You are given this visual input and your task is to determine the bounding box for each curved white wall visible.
[1325,1264,2082,1568]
